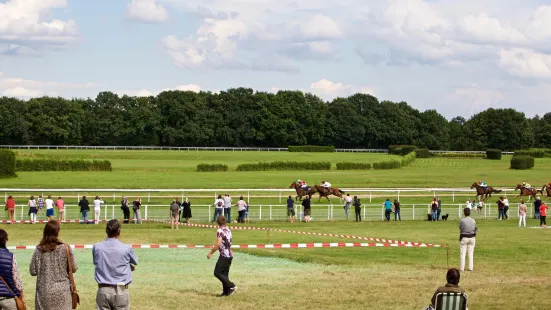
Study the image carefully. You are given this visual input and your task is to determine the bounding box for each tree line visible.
[1,89,549,150]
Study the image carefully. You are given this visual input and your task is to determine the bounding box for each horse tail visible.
[338,189,344,194]
[493,189,502,193]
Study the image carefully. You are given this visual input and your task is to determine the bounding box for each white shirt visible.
[94,199,104,211]
[236,200,247,211]
[345,196,352,203]
[323,182,331,187]
[223,197,232,208]
[214,199,224,209]
[466,201,472,209]
[503,199,509,207]
[45,199,54,209]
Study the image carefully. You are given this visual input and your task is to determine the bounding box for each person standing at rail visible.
[302,196,311,222]
[121,196,130,224]
[353,196,362,222]
[28,196,38,224]
[518,200,527,228]
[132,198,142,224]
[5,196,15,223]
[223,194,232,223]
[94,196,104,225]
[344,194,352,220]
[79,196,90,223]
[383,198,393,221]
[45,195,55,221]
[55,197,65,222]
[213,195,224,223]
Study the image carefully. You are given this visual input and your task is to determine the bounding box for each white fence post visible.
[112,205,115,220]
[145,205,148,221]
[104,205,107,220]
[270,205,272,221]
[413,205,415,220]
[369,191,372,202]
[259,205,262,220]
[381,205,384,221]
[363,205,366,220]
[458,204,461,218]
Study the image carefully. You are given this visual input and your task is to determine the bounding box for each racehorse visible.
[542,185,551,197]
[289,182,316,201]
[514,184,541,202]
[314,184,345,202]
[470,183,501,202]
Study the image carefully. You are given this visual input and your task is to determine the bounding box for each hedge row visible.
[414,148,430,158]
[0,150,16,178]
[16,159,112,171]
[336,162,372,170]
[432,153,486,158]
[514,149,551,158]
[510,156,535,170]
[236,161,331,171]
[388,145,417,155]
[486,149,502,160]
[196,163,228,172]
[373,152,417,169]
[288,145,335,152]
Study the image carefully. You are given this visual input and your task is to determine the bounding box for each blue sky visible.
[1,0,551,119]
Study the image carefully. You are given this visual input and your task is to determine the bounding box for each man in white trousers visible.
[459,208,478,272]
[94,196,104,224]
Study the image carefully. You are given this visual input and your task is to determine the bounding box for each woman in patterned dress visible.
[29,220,78,310]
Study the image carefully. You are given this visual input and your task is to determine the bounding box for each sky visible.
[1,0,551,119]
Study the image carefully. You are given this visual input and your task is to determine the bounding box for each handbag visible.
[64,244,80,309]
[0,274,26,310]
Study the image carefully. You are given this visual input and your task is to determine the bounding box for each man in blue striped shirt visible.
[93,219,138,310]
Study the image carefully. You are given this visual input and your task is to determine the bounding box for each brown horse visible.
[290,182,316,201]
[542,185,551,197]
[314,184,345,202]
[470,183,501,202]
[514,184,541,201]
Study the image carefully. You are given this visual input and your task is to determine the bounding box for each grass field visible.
[4,221,550,310]
[3,149,551,189]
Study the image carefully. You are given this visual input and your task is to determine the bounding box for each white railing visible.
[0,145,517,154]
[2,203,535,222]
[0,187,522,203]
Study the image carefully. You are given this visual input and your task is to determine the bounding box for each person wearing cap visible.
[93,219,138,309]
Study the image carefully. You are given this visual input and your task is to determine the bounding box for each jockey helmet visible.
[322,180,326,183]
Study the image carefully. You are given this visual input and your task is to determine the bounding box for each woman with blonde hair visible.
[30,220,78,310]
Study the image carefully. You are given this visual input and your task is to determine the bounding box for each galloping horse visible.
[290,182,316,201]
[514,184,541,202]
[542,185,551,197]
[470,183,502,202]
[314,184,345,202]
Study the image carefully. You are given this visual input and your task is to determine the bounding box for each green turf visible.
[4,221,550,309]
[3,150,551,189]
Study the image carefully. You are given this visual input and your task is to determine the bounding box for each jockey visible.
[297,180,308,190]
[322,180,332,190]
[478,180,487,188]
[522,182,531,189]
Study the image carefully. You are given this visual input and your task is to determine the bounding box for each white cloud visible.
[0,72,95,98]
[126,0,169,24]
[499,48,551,79]
[118,84,202,97]
[0,0,78,53]
[298,15,342,40]
[310,79,376,99]
[458,13,527,45]
[446,85,504,116]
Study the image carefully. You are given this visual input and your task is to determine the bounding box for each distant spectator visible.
[430,198,438,221]
[37,195,45,215]
[236,197,247,224]
[383,198,392,222]
[79,196,90,223]
[302,197,311,222]
[436,197,442,220]
[540,202,548,228]
[459,208,477,272]
[394,199,401,221]
[132,198,142,224]
[93,196,104,225]
[45,195,55,221]
[344,194,352,220]
[425,268,466,310]
[182,198,192,224]
[213,195,224,223]
[353,196,362,222]
[244,201,250,223]
[170,200,179,230]
[5,196,15,223]
[465,199,472,210]
[223,194,232,223]
[120,196,130,224]
[503,196,509,220]
[28,196,38,224]
[0,229,25,309]
[30,220,78,310]
[55,197,65,222]
[497,197,505,220]
[534,197,542,219]
[286,196,295,223]
[518,200,527,228]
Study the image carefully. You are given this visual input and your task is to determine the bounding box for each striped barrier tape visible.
[0,219,443,247]
[6,242,443,251]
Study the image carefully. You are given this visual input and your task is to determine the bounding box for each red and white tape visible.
[7,242,441,251]
[0,219,442,247]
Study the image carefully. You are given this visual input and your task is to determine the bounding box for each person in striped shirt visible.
[207,216,237,297]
